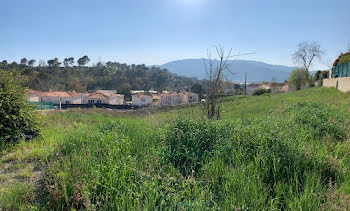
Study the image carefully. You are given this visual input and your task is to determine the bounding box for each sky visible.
[1,0,350,69]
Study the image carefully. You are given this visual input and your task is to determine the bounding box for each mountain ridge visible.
[151,59,297,82]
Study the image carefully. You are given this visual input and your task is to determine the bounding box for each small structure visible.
[132,94,153,107]
[83,92,124,105]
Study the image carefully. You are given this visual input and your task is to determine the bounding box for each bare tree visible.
[292,41,325,71]
[203,46,233,119]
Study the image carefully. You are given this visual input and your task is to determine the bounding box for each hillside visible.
[156,59,297,82]
[2,87,350,210]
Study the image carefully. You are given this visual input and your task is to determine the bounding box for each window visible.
[88,100,95,104]
[97,100,102,104]
[66,101,70,104]
[141,98,145,102]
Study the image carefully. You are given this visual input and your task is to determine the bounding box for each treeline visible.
[0,56,204,94]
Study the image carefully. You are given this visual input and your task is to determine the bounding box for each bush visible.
[288,68,310,90]
[0,70,40,149]
[251,88,270,96]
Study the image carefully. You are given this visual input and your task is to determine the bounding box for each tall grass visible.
[41,100,350,210]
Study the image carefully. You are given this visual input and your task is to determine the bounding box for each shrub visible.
[0,70,40,149]
[288,68,310,90]
[251,88,270,96]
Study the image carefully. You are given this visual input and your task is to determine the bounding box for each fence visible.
[29,102,55,110]
[331,61,350,78]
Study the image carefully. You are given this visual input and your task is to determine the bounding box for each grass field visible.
[2,87,350,210]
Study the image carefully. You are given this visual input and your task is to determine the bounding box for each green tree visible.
[191,83,204,97]
[28,59,36,67]
[0,70,40,149]
[47,58,60,67]
[288,68,310,90]
[20,58,27,65]
[78,55,90,67]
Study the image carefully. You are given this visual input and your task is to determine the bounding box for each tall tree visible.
[20,58,27,65]
[47,58,60,67]
[77,55,90,67]
[292,41,325,71]
[68,57,74,66]
[63,58,69,67]
[28,59,36,67]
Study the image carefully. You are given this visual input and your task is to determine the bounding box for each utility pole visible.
[244,72,247,95]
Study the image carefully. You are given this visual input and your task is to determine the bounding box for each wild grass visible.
[3,87,350,209]
[42,95,350,209]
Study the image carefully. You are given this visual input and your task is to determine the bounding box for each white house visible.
[132,94,153,107]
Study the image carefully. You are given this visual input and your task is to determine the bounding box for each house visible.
[153,93,184,107]
[152,92,198,107]
[27,89,42,102]
[132,94,153,107]
[83,92,124,105]
[40,91,84,104]
[181,92,199,104]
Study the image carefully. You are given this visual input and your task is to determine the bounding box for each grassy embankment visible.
[2,87,350,210]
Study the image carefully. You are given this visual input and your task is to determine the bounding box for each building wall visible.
[83,97,109,104]
[132,96,152,107]
[109,96,124,105]
[159,94,183,106]
[323,77,350,92]
[40,96,82,104]
[28,95,40,102]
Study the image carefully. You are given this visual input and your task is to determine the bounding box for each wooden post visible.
[59,99,62,111]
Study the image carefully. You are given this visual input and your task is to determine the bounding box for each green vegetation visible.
[0,59,203,93]
[333,51,350,66]
[2,87,350,209]
[339,54,350,65]
[0,70,40,150]
[288,68,310,90]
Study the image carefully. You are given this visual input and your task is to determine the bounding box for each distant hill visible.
[153,59,297,82]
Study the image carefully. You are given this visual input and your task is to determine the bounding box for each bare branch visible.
[292,41,325,71]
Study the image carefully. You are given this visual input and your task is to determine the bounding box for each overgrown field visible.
[2,87,350,210]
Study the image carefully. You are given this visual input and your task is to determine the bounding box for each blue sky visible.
[1,0,349,69]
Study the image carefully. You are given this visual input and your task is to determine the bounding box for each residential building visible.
[40,91,84,104]
[83,92,124,105]
[27,89,42,102]
[153,92,199,107]
[132,94,153,107]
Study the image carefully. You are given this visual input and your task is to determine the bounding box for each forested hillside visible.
[0,59,202,93]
